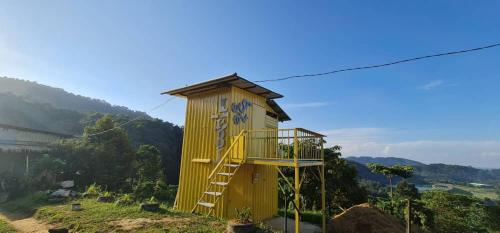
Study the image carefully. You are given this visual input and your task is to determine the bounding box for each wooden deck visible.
[245,158,323,167]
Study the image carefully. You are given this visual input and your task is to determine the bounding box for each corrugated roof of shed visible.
[162,73,291,121]
[0,123,73,138]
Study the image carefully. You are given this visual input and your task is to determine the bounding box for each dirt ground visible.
[0,213,51,233]
[329,203,405,233]
[108,217,191,231]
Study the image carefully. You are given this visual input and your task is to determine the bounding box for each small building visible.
[0,123,71,152]
[469,183,494,188]
[0,123,71,176]
[164,73,326,233]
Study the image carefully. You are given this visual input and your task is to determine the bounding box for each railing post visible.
[293,128,300,233]
[243,130,247,163]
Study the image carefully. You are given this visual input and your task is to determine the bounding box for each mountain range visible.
[2,76,499,186]
[347,156,500,185]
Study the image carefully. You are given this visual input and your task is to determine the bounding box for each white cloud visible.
[418,80,444,90]
[321,127,500,168]
[283,102,330,109]
[320,127,390,142]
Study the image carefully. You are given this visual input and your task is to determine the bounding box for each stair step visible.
[211,181,228,186]
[205,191,222,196]
[224,164,240,168]
[217,172,234,176]
[198,201,215,208]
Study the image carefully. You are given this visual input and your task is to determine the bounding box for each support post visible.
[293,128,300,233]
[321,165,326,233]
[407,199,411,233]
[321,141,326,233]
[25,152,29,176]
[284,194,288,233]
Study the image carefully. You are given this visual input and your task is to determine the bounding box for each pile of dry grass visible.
[329,203,405,233]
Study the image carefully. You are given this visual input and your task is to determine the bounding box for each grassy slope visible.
[0,194,227,233]
[0,219,17,233]
[35,199,227,233]
[432,183,499,200]
[1,194,276,233]
[452,184,499,200]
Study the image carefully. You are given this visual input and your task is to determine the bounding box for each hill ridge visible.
[0,77,148,119]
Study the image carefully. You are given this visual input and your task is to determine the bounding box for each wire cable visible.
[254,42,500,83]
[83,96,176,137]
[76,42,500,136]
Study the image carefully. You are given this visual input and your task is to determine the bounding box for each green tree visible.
[133,145,170,201]
[136,145,162,182]
[293,146,367,214]
[395,180,419,199]
[30,154,66,189]
[52,116,136,190]
[367,163,413,198]
[422,190,488,233]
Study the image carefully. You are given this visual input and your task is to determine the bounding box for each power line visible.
[82,96,176,138]
[254,42,500,83]
[76,42,500,136]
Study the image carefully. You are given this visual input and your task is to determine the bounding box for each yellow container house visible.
[164,73,326,233]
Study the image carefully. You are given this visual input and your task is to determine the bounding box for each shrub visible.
[153,180,176,203]
[30,154,66,190]
[148,196,159,204]
[83,183,101,197]
[115,194,135,206]
[235,207,252,224]
[133,181,155,202]
[101,191,113,198]
[30,191,50,204]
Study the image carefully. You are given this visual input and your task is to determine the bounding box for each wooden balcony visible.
[230,128,325,167]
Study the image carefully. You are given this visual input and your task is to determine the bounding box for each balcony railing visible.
[242,128,324,161]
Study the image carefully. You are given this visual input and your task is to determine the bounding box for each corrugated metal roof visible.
[163,73,291,121]
[266,100,291,121]
[0,123,73,138]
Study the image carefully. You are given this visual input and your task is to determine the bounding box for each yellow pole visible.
[321,142,326,233]
[293,128,300,233]
[321,165,326,233]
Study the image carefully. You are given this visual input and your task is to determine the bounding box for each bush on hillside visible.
[115,194,135,206]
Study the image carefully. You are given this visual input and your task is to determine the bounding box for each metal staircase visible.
[191,131,246,216]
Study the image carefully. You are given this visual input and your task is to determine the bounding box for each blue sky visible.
[1,1,500,167]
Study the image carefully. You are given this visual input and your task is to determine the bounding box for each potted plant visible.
[96,191,114,203]
[227,207,254,233]
[115,194,135,206]
[48,228,69,233]
[83,184,101,198]
[71,203,82,211]
[140,196,160,212]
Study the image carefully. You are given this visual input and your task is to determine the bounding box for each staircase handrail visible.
[207,130,246,180]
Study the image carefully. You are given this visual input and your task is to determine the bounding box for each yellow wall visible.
[226,87,278,221]
[176,88,231,217]
[175,86,278,221]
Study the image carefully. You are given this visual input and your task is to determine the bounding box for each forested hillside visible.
[346,156,425,166]
[0,92,84,135]
[0,77,183,184]
[414,163,500,184]
[348,156,500,185]
[0,77,148,118]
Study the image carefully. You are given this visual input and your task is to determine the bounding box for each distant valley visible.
[347,156,500,186]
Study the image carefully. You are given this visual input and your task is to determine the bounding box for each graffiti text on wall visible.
[231,99,252,125]
[212,97,228,159]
